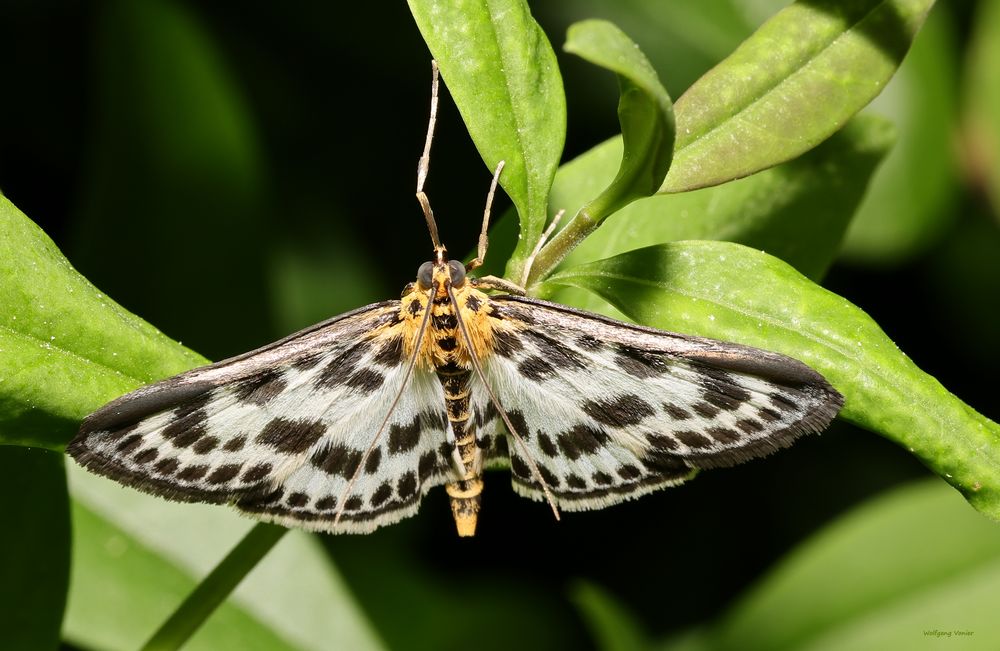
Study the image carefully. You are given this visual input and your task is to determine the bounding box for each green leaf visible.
[663,0,934,193]
[711,480,1000,650]
[571,580,650,651]
[840,7,959,264]
[0,194,206,451]
[549,114,894,288]
[964,0,1000,221]
[535,1,755,97]
[564,20,675,211]
[65,466,384,651]
[407,0,565,277]
[0,448,69,651]
[526,19,674,287]
[542,241,1000,522]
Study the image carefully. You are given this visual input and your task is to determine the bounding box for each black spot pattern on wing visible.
[207,464,241,485]
[614,347,669,379]
[192,436,219,454]
[134,448,158,464]
[504,410,530,441]
[372,335,404,367]
[663,403,692,420]
[582,394,656,427]
[311,444,362,478]
[161,406,209,446]
[316,343,370,388]
[117,434,144,454]
[234,368,288,405]
[287,492,309,507]
[555,424,609,460]
[397,472,418,500]
[243,463,272,483]
[223,436,247,452]
[364,448,382,474]
[698,366,751,411]
[492,329,523,357]
[256,418,327,454]
[154,458,179,475]
[518,356,556,382]
[524,331,587,370]
[344,368,385,393]
[676,430,714,449]
[388,415,421,454]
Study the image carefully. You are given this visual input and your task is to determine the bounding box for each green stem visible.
[524,209,594,290]
[141,523,287,651]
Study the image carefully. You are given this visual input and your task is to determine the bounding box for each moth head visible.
[415,259,467,291]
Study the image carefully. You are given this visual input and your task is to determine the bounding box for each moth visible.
[68,63,843,537]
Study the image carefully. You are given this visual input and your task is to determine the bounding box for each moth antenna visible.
[466,160,505,272]
[520,208,565,287]
[416,60,442,250]
[333,287,435,528]
[445,282,561,521]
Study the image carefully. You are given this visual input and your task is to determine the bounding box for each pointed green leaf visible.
[526,19,674,287]
[571,580,650,651]
[563,20,675,210]
[663,0,934,192]
[0,195,206,450]
[550,114,894,287]
[713,480,1000,650]
[407,0,565,273]
[542,241,1000,521]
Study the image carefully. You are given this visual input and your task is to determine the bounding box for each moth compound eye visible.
[448,260,467,287]
[417,262,434,289]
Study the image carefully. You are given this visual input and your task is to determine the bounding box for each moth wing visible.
[474,295,843,510]
[68,301,460,534]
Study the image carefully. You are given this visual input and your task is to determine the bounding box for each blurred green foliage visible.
[1,0,999,650]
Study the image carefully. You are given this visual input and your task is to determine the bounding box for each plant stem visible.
[526,178,625,290]
[141,523,287,651]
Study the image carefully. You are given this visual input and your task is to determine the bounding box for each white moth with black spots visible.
[67,62,844,537]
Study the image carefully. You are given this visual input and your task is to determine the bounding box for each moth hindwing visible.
[68,264,843,536]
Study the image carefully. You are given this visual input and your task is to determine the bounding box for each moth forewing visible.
[470,294,843,509]
[68,300,465,533]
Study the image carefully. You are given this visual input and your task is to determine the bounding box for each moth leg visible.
[471,275,526,296]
